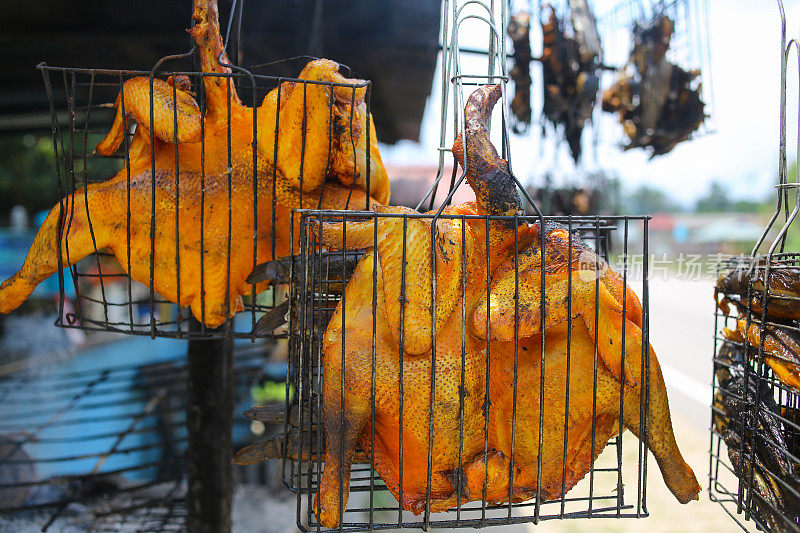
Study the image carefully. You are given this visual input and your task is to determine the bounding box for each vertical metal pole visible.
[186,317,234,533]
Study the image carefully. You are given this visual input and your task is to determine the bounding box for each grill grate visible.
[708,1,800,531]
[711,255,800,533]
[35,59,377,340]
[283,210,659,531]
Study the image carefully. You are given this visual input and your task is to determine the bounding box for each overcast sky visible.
[381,0,800,207]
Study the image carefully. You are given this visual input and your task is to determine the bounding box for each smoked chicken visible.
[313,84,699,527]
[0,0,389,328]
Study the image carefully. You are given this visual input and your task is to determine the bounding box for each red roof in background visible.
[385,164,476,208]
[649,213,676,231]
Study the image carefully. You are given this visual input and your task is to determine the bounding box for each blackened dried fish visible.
[714,340,800,531]
[508,12,532,133]
[541,5,600,162]
[602,16,705,158]
[715,261,800,321]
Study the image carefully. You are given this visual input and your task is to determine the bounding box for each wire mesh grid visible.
[711,255,800,533]
[35,59,378,340]
[263,1,705,530]
[283,210,655,532]
[708,2,800,531]
[21,0,386,342]
[485,0,714,192]
[593,0,714,152]
[0,341,270,531]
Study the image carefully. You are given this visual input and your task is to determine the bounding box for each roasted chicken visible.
[313,84,699,527]
[0,0,389,327]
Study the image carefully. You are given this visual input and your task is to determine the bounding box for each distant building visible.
[647,212,767,255]
[385,164,476,209]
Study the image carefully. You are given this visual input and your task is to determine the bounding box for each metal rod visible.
[185,317,234,533]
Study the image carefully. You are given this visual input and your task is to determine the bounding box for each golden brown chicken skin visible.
[312,85,699,528]
[724,320,800,394]
[0,0,389,327]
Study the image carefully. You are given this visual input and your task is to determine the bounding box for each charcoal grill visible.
[709,2,800,531]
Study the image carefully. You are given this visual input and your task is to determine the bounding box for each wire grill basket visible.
[711,255,800,533]
[32,52,379,340]
[279,209,659,532]
[503,0,714,184]
[250,0,709,530]
[709,2,800,531]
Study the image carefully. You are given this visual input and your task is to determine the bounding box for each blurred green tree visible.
[625,184,682,214]
[0,132,119,224]
[0,133,59,221]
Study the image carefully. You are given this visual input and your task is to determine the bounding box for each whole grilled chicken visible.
[313,84,699,527]
[0,0,388,327]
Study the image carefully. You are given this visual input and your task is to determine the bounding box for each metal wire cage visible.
[33,35,378,340]
[711,255,800,533]
[501,0,714,186]
[593,0,715,151]
[257,1,700,531]
[283,211,655,532]
[709,2,800,531]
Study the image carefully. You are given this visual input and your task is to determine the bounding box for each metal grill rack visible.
[594,0,715,141]
[0,341,270,531]
[709,1,800,531]
[711,256,800,533]
[39,60,374,340]
[501,0,714,188]
[284,211,654,532]
[269,2,675,531]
